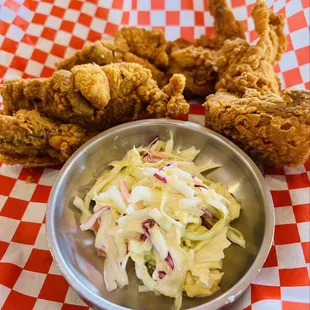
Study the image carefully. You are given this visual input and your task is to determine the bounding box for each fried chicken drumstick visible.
[0,110,95,167]
[204,0,310,167]
[2,62,189,131]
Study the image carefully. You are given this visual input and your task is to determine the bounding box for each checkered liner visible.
[0,0,309,309]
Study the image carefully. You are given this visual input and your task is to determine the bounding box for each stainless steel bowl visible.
[46,119,274,310]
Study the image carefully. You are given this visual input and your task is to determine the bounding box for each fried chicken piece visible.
[56,32,168,87]
[166,45,217,97]
[2,63,189,131]
[204,0,310,167]
[205,90,310,167]
[195,0,245,49]
[0,110,95,167]
[114,27,169,68]
[215,0,286,94]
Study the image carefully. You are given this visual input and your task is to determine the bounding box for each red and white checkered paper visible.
[0,0,309,309]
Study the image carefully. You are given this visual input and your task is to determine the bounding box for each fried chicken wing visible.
[2,63,189,131]
[0,110,95,167]
[195,0,245,49]
[204,0,310,167]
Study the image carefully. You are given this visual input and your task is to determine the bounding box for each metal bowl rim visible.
[46,119,275,310]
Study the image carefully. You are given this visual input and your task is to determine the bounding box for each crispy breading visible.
[56,40,168,87]
[195,0,245,49]
[1,63,189,131]
[0,110,95,167]
[205,90,310,167]
[215,0,286,95]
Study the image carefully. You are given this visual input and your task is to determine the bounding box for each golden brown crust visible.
[204,90,310,167]
[1,63,189,131]
[0,110,94,167]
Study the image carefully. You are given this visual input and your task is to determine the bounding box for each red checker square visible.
[61,20,75,33]
[247,3,256,16]
[251,284,281,304]
[105,23,119,36]
[249,30,259,42]
[51,43,67,58]
[174,114,189,121]
[151,0,164,10]
[24,249,53,273]
[231,0,246,7]
[41,27,57,41]
[305,81,310,90]
[293,203,310,223]
[121,12,130,25]
[132,0,137,9]
[190,104,205,115]
[166,12,180,25]
[51,6,65,18]
[279,267,309,286]
[302,242,309,263]
[181,27,194,42]
[296,46,310,66]
[0,175,16,196]
[283,68,303,88]
[32,48,48,63]
[87,30,102,42]
[0,263,22,288]
[22,34,38,45]
[24,0,38,11]
[96,7,109,19]
[13,16,29,32]
[286,35,293,52]
[0,198,28,220]
[1,37,18,54]
[264,166,285,175]
[113,0,124,9]
[0,20,9,35]
[4,0,21,12]
[78,13,92,27]
[282,301,310,310]
[0,241,9,260]
[12,222,41,245]
[263,245,278,267]
[138,11,150,25]
[287,12,307,33]
[2,290,36,310]
[41,66,55,78]
[274,224,300,245]
[181,0,193,9]
[69,36,85,50]
[286,173,310,190]
[39,274,69,302]
[69,0,83,10]
[10,55,29,73]
[274,64,280,73]
[302,0,310,8]
[305,158,310,171]
[271,190,292,207]
[32,13,48,25]
[31,184,51,203]
[62,305,89,310]
[195,12,204,26]
[205,27,215,38]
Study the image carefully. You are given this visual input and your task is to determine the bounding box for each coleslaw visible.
[74,132,245,309]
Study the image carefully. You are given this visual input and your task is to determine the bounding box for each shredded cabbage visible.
[73,134,245,309]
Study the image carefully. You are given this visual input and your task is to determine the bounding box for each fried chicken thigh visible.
[0,110,94,167]
[204,0,310,167]
[2,63,189,131]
